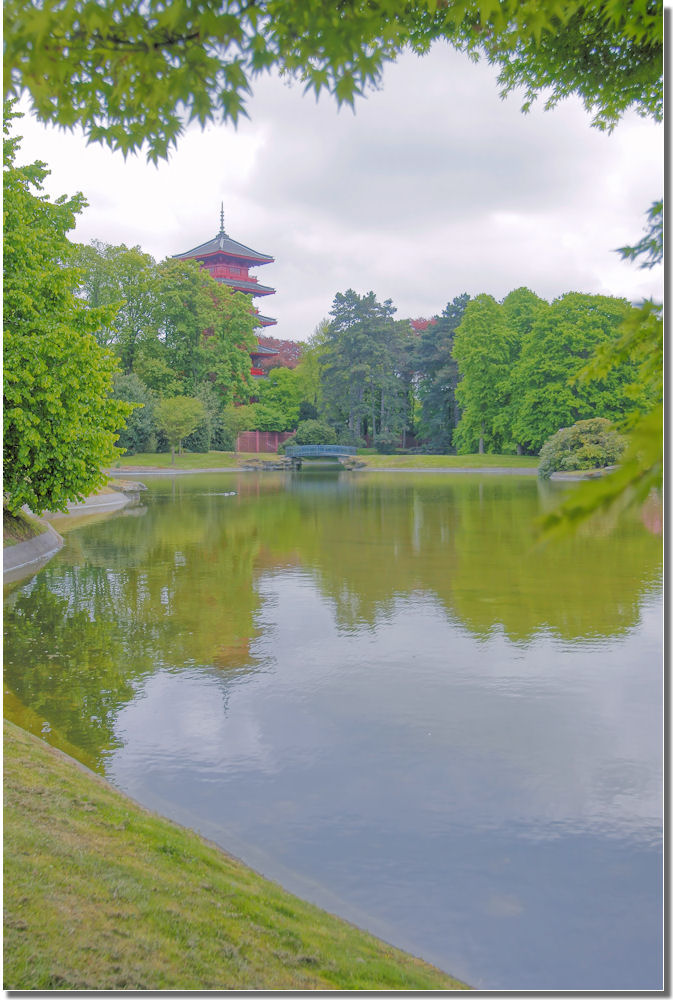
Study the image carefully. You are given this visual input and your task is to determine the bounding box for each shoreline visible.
[4,487,138,585]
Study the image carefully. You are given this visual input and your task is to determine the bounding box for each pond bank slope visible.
[3,721,468,991]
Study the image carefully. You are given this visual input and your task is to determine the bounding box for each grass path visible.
[4,721,468,991]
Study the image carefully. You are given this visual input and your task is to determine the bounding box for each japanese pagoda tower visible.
[174,206,279,375]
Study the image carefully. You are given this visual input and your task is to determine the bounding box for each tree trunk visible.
[516,443,523,455]
[171,445,176,466]
[479,421,485,455]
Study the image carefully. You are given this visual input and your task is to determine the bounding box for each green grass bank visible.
[111,450,538,472]
[3,508,49,546]
[4,721,468,991]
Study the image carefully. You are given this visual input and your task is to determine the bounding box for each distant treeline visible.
[73,242,648,456]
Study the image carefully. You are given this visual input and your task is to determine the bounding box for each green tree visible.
[510,292,638,453]
[253,367,303,431]
[4,1,661,161]
[156,259,219,394]
[414,294,470,452]
[156,259,255,403]
[540,209,663,537]
[452,294,512,454]
[204,282,257,404]
[3,112,132,514]
[74,240,160,371]
[322,289,409,444]
[112,372,156,455]
[294,320,328,415]
[494,286,548,453]
[154,396,205,464]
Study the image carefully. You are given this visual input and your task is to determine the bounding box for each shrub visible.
[538,418,627,479]
[294,420,337,446]
[374,432,399,454]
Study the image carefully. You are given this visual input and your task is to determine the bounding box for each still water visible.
[4,472,663,990]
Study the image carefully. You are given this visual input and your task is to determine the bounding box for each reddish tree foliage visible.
[256,335,303,371]
[409,317,437,333]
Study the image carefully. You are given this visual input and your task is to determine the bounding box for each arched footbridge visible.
[284,444,357,469]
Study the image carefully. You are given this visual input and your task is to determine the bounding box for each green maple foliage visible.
[3,1,661,162]
[3,110,133,515]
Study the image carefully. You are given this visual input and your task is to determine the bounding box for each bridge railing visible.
[285,445,356,458]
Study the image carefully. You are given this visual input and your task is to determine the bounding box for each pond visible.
[3,471,663,990]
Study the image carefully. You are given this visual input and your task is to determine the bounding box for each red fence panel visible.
[236,430,295,454]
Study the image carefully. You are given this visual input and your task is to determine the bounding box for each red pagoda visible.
[174,206,278,376]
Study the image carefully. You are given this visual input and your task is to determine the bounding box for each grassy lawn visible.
[357,454,539,470]
[110,450,538,471]
[110,451,241,469]
[3,508,49,546]
[4,721,468,991]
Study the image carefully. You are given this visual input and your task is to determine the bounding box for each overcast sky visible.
[14,41,663,342]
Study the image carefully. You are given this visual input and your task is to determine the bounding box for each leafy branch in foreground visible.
[3,0,662,161]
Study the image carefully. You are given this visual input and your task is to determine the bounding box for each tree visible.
[4,1,661,161]
[204,282,256,405]
[253,367,303,431]
[322,289,409,443]
[156,258,255,403]
[3,111,133,514]
[452,294,512,454]
[494,287,548,453]
[73,240,160,372]
[155,259,219,394]
[510,292,640,453]
[414,293,470,452]
[112,372,156,455]
[294,320,328,416]
[540,208,663,537]
[154,396,205,464]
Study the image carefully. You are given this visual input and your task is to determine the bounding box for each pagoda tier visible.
[174,208,276,326]
[250,341,279,378]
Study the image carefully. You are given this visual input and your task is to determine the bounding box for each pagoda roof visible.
[256,314,277,327]
[250,343,279,357]
[217,276,275,296]
[174,231,274,266]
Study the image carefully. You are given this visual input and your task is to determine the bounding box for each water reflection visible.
[3,472,662,990]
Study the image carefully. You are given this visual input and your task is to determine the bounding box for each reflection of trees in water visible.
[4,576,137,766]
[4,475,662,768]
[256,475,662,643]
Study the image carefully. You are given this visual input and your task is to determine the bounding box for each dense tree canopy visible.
[453,294,512,454]
[3,114,133,514]
[4,1,662,161]
[509,292,638,452]
[450,290,649,458]
[73,240,160,369]
[414,294,469,452]
[321,290,414,445]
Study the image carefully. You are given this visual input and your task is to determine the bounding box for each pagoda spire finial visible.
[219,202,226,236]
